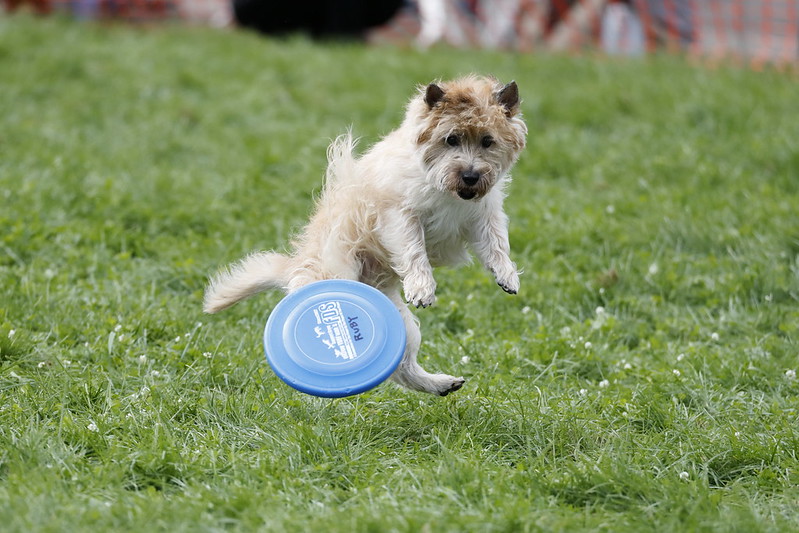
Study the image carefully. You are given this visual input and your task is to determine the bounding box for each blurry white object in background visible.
[602,2,645,56]
[416,0,475,48]
[479,0,521,49]
[178,0,232,27]
[416,0,448,47]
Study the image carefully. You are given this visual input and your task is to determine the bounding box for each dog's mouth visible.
[457,188,478,200]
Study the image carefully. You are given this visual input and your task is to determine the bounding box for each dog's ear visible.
[424,83,446,108]
[496,81,520,116]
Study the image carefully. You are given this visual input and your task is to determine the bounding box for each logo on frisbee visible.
[313,301,363,360]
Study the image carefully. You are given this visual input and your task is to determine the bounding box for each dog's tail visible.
[203,252,291,313]
[324,132,358,192]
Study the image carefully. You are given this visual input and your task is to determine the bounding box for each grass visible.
[1,14,798,532]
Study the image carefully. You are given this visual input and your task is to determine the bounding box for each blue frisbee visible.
[263,280,406,398]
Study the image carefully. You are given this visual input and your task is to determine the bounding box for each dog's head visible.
[409,76,527,201]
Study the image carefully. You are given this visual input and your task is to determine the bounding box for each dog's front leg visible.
[471,206,520,295]
[379,207,436,307]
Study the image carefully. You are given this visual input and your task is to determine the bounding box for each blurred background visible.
[3,0,797,68]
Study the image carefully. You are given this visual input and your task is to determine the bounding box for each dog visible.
[204,75,527,396]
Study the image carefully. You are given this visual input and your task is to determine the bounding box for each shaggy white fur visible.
[204,76,527,396]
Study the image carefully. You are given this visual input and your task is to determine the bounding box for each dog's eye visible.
[445,135,460,147]
[481,136,494,148]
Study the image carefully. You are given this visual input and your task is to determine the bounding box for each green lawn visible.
[1,15,798,532]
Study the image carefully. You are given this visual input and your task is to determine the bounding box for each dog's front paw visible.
[494,268,520,295]
[403,273,437,308]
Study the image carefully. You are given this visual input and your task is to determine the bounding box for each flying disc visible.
[263,280,406,398]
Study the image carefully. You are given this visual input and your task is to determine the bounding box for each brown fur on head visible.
[407,75,528,201]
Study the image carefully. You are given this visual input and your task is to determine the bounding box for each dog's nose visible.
[461,170,480,186]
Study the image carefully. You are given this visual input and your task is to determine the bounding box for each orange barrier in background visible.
[4,0,797,67]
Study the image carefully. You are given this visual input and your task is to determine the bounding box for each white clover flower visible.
[734,431,741,437]
[679,471,689,481]
[114,324,122,332]
[196,322,203,328]
[202,352,212,358]
[711,332,720,341]
[63,360,72,366]
[765,294,772,302]
[150,370,160,377]
[579,388,588,396]
[623,362,632,370]
[87,422,98,432]
[138,355,147,363]
[521,306,531,314]
[677,353,686,362]
[605,205,615,214]
[8,329,15,339]
[595,306,605,315]
[786,369,796,380]
[584,341,592,349]
[460,356,470,364]
[174,336,181,342]
[673,369,681,377]
[648,263,659,276]
[599,379,610,388]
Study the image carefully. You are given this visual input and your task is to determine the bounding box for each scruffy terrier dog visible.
[204,75,527,396]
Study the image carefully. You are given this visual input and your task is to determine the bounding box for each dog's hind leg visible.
[384,288,465,396]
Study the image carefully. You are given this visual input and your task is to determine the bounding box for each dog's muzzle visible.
[457,188,477,200]
[461,170,480,186]
[457,170,481,200]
